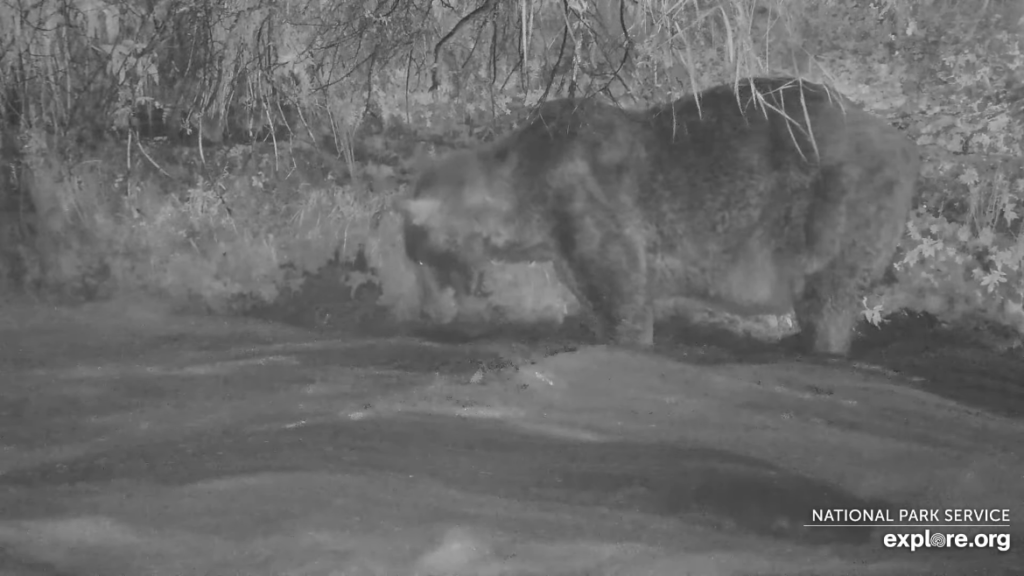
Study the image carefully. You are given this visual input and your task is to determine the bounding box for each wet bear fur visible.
[401,77,920,356]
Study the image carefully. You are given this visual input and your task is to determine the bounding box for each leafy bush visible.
[860,14,1024,342]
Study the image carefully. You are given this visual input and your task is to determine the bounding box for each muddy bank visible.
[0,298,1019,575]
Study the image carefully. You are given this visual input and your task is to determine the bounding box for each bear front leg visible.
[550,257,609,342]
[559,235,654,347]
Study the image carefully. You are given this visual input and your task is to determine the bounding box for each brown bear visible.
[400,77,920,356]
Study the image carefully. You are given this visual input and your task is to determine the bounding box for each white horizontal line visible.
[803,524,1011,528]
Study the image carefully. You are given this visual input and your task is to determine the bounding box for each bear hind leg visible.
[792,272,860,356]
[793,239,894,356]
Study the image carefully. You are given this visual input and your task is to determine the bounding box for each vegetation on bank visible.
[0,0,1022,348]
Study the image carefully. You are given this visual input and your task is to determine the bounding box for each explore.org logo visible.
[805,508,1013,553]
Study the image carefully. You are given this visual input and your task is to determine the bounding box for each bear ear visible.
[403,197,442,225]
